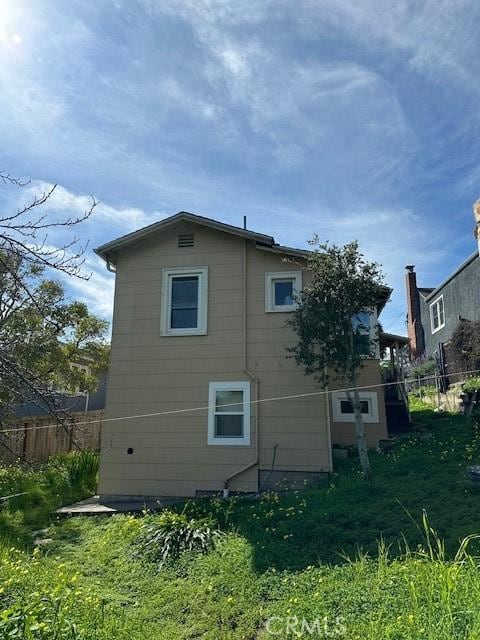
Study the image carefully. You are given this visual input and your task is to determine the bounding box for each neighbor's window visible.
[208,381,250,445]
[430,295,445,334]
[265,271,302,312]
[332,391,379,423]
[161,267,208,336]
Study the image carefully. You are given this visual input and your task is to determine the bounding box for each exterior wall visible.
[329,360,388,448]
[418,254,480,358]
[99,222,332,498]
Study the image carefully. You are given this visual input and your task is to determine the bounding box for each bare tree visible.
[0,171,107,460]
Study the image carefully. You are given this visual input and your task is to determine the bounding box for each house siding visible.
[99,221,388,498]
[418,253,480,358]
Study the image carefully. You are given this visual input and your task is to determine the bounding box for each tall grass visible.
[0,452,98,546]
[2,515,480,639]
[55,450,99,491]
[2,403,480,638]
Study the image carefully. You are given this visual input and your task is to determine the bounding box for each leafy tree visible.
[0,171,107,455]
[0,253,109,415]
[448,319,480,377]
[287,239,386,478]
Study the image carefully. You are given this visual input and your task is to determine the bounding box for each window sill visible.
[207,438,251,446]
[265,306,297,313]
[161,328,207,337]
[431,323,446,335]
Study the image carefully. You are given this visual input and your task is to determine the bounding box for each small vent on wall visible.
[178,234,194,248]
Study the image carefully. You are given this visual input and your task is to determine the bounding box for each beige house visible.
[95,212,390,499]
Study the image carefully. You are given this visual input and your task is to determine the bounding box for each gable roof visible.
[424,250,479,302]
[94,211,278,262]
[95,210,391,310]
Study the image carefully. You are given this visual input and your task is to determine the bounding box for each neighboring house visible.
[95,212,391,499]
[2,371,107,464]
[405,252,480,361]
[405,200,480,363]
[15,371,107,418]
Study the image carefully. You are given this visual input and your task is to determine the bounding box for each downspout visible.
[223,240,260,496]
[324,367,333,472]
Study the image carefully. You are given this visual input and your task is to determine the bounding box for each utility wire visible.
[1,366,478,437]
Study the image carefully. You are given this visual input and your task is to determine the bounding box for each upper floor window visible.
[430,295,445,334]
[208,381,251,446]
[352,311,372,356]
[352,310,379,358]
[161,267,208,336]
[265,271,302,312]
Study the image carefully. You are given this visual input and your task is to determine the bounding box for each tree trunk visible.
[346,386,371,480]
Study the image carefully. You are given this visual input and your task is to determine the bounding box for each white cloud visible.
[251,203,452,335]
[6,181,165,323]
[20,181,159,233]
[1,0,478,337]
[68,255,115,320]
[142,0,414,178]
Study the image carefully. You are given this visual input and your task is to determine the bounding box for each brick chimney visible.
[474,200,480,255]
[405,265,425,359]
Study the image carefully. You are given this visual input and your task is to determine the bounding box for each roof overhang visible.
[94,211,392,313]
[425,250,479,302]
[380,331,408,348]
[255,243,311,259]
[94,211,276,264]
[377,286,393,314]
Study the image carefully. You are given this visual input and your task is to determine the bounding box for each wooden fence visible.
[0,410,102,464]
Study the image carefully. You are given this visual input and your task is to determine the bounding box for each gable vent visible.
[178,234,194,248]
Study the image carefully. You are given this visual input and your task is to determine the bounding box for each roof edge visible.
[255,243,311,258]
[425,250,479,302]
[94,211,275,262]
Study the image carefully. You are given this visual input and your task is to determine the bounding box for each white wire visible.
[1,366,478,436]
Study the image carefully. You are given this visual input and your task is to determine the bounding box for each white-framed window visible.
[332,391,379,423]
[160,267,208,336]
[430,295,445,334]
[208,381,250,446]
[265,271,302,312]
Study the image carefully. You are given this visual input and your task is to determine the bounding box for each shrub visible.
[0,596,82,640]
[133,511,224,567]
[55,451,99,492]
[448,319,480,375]
[0,452,98,546]
[462,377,480,394]
[410,359,437,380]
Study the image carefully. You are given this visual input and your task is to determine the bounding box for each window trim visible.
[430,294,445,334]
[331,391,379,423]
[265,271,302,312]
[208,381,251,446]
[160,267,208,336]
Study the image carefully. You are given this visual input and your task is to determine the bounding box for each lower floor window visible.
[332,391,379,423]
[208,381,250,445]
[339,399,370,414]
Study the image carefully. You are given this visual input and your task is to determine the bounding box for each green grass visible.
[2,402,480,639]
[0,451,98,546]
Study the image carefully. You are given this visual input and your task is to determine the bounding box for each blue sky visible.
[1,0,479,333]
